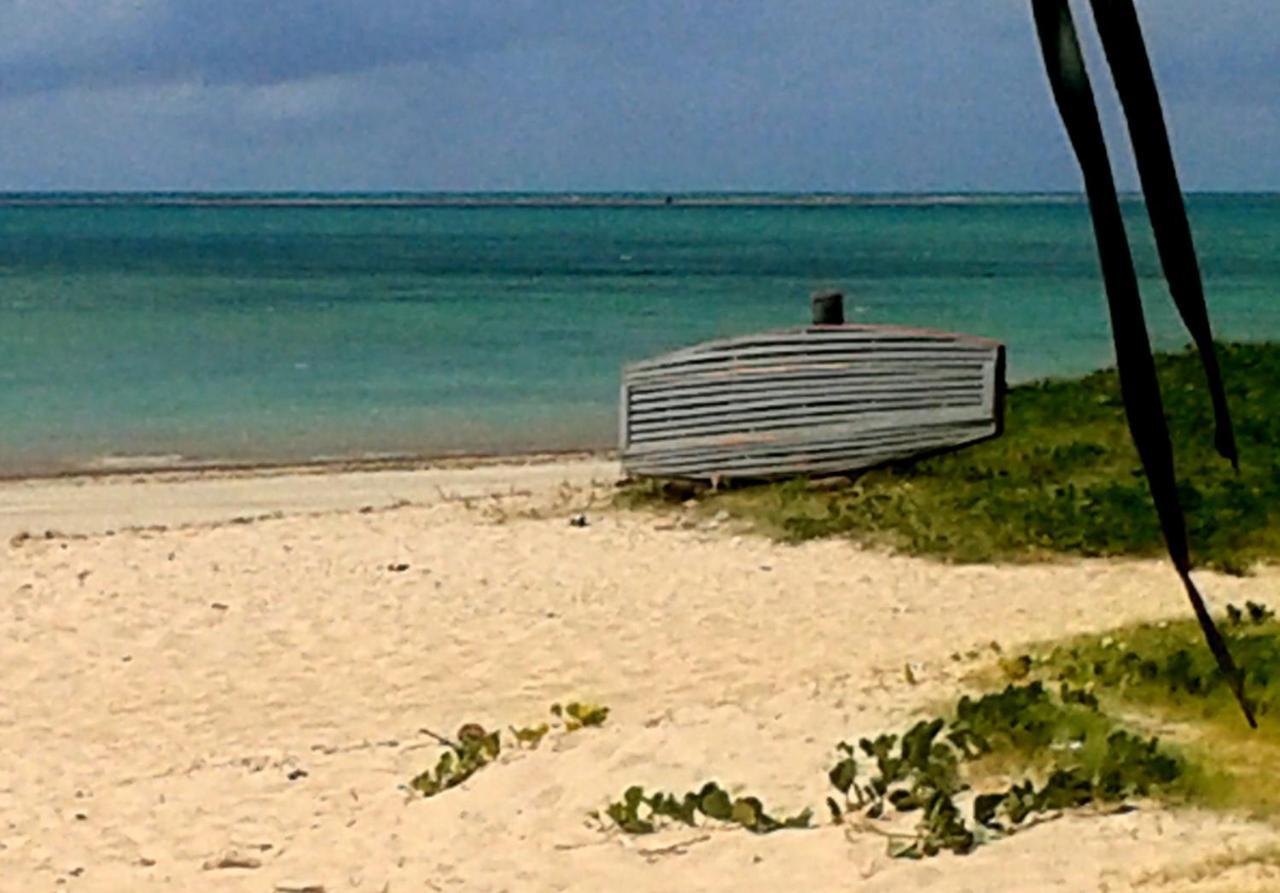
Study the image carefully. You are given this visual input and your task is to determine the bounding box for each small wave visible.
[88,453,187,470]
[308,450,414,463]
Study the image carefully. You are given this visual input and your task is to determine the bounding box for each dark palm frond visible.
[1088,0,1238,469]
[1029,0,1254,726]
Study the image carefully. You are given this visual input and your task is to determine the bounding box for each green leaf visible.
[888,838,922,860]
[782,808,814,830]
[888,788,921,812]
[828,757,857,795]
[1247,601,1274,624]
[511,723,551,748]
[901,718,945,770]
[606,786,658,834]
[698,784,733,821]
[623,785,647,810]
[731,797,764,830]
[565,702,610,728]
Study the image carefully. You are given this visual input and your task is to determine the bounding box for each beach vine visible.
[603,782,812,836]
[601,679,1185,858]
[409,701,609,798]
[405,604,1276,861]
[823,682,1183,858]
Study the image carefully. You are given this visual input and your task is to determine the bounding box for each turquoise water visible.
[1,194,1278,475]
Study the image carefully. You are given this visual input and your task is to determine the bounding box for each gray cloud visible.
[0,0,1274,191]
[0,1,823,94]
[0,1,552,93]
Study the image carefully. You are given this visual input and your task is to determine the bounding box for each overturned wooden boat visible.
[620,301,1005,481]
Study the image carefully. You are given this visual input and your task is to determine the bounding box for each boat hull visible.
[620,325,1005,481]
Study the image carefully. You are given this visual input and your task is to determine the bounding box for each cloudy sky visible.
[0,0,1274,192]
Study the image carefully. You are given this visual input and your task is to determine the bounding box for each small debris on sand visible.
[202,850,262,871]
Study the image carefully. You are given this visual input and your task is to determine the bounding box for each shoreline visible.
[0,446,615,485]
[0,453,621,542]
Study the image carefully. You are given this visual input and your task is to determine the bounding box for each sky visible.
[0,0,1275,192]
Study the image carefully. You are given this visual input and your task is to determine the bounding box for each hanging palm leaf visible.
[1088,0,1238,468]
[1029,0,1253,726]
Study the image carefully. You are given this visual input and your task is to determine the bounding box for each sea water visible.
[1,193,1277,475]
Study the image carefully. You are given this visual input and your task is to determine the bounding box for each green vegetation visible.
[1017,601,1279,725]
[604,604,1279,858]
[1002,601,1280,815]
[551,701,610,730]
[400,610,1279,862]
[824,682,1187,858]
[601,678,1190,856]
[410,724,504,798]
[409,701,609,798]
[619,343,1280,574]
[603,782,813,835]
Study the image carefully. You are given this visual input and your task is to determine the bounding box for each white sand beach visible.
[2,458,1278,892]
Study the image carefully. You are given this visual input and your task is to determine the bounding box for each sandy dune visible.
[2,459,1277,892]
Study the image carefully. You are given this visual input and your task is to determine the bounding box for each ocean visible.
[1,193,1277,476]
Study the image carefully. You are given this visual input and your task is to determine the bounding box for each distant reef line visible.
[0,192,1112,209]
[4,191,1273,209]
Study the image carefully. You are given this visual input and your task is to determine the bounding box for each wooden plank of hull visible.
[620,325,1005,481]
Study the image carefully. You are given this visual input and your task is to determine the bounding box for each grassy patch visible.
[619,342,1280,574]
[999,603,1280,817]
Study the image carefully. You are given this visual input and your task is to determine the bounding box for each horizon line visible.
[2,188,1278,196]
[1,190,1276,209]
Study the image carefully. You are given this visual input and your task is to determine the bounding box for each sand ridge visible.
[2,460,1277,892]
